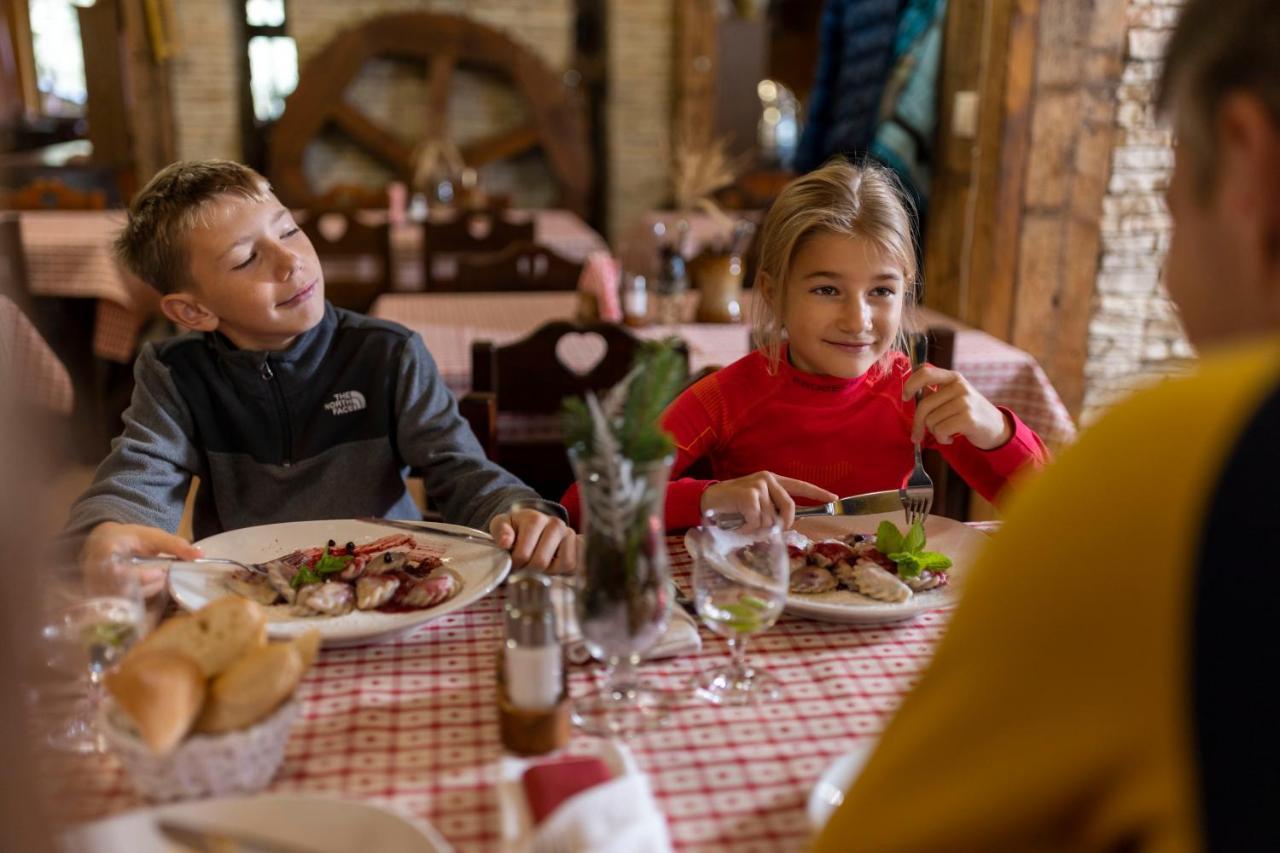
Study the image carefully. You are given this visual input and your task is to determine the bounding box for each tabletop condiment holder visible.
[497,571,571,755]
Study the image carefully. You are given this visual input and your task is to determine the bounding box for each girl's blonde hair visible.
[751,159,920,373]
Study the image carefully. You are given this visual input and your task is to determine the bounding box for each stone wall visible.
[1082,0,1193,423]
[164,0,675,240]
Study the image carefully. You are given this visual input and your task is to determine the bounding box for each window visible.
[242,0,296,122]
[27,0,92,117]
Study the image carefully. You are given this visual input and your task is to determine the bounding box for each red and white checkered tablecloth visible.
[18,210,605,364]
[372,294,1077,448]
[59,534,976,851]
[0,295,74,414]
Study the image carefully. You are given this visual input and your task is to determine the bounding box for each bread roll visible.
[130,596,266,677]
[105,649,205,755]
[292,629,322,669]
[195,641,305,734]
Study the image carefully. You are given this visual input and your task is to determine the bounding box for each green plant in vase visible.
[560,341,686,736]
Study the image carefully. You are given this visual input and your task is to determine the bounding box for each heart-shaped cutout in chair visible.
[554,331,608,377]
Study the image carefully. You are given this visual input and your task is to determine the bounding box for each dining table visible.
[16,209,607,364]
[54,529,996,851]
[370,291,1077,448]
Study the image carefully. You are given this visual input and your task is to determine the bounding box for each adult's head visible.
[1159,0,1280,347]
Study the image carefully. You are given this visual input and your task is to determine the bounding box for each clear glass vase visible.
[569,449,674,737]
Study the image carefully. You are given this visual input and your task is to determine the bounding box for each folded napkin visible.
[551,583,701,665]
[498,741,674,853]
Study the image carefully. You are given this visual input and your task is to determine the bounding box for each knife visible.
[356,516,504,550]
[156,819,317,853]
[715,489,902,530]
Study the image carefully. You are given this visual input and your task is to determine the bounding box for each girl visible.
[568,160,1049,530]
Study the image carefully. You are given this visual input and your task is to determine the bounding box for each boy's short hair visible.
[1157,0,1280,197]
[114,160,271,294]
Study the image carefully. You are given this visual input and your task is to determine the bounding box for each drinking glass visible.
[688,510,789,705]
[35,556,147,752]
[569,450,674,737]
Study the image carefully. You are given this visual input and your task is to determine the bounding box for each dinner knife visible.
[716,489,902,529]
[156,819,317,853]
[355,516,503,549]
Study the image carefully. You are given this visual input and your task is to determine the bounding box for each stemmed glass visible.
[688,510,790,705]
[570,453,674,737]
[35,556,147,753]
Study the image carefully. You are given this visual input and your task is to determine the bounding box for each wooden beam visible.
[461,123,540,167]
[330,102,416,179]
[672,0,717,148]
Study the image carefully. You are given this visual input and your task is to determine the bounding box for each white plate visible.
[169,519,511,646]
[684,513,990,625]
[62,793,451,852]
[807,741,876,833]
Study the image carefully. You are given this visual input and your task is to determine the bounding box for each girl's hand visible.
[903,365,1012,450]
[701,472,838,530]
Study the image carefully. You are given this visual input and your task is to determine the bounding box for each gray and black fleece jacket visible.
[64,303,541,545]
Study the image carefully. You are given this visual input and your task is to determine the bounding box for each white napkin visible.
[551,583,701,665]
[498,741,674,853]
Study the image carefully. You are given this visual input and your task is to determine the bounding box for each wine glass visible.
[35,556,147,753]
[688,510,789,705]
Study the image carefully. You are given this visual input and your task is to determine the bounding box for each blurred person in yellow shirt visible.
[815,0,1280,849]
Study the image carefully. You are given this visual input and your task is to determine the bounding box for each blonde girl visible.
[647,159,1049,530]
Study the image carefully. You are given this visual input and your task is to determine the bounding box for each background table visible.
[372,292,1077,448]
[58,534,979,851]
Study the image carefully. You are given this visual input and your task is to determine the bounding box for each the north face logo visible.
[324,390,367,415]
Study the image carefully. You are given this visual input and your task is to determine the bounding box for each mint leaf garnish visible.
[903,520,926,553]
[876,521,904,555]
[880,522,950,578]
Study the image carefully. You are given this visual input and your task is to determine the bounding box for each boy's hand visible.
[490,510,578,575]
[81,521,202,595]
[701,472,837,530]
[904,365,1013,450]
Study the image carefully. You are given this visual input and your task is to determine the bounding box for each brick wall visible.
[1082,0,1193,423]
[165,0,680,241]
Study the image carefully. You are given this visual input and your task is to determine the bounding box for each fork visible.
[900,333,935,526]
[128,555,268,576]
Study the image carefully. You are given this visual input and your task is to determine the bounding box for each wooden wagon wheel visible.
[269,13,591,215]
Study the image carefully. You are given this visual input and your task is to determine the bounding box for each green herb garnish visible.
[875,520,953,579]
[290,546,352,589]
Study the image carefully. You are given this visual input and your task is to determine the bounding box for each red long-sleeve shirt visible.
[563,348,1049,530]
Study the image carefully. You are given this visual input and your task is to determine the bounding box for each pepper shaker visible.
[497,571,571,754]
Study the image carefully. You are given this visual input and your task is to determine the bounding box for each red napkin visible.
[522,757,613,825]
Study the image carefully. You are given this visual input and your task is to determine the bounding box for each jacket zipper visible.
[260,359,294,466]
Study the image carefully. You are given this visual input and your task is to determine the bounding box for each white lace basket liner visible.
[100,698,300,802]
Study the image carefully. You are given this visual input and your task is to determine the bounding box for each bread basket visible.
[100,697,300,801]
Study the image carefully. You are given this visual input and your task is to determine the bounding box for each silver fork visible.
[900,333,935,526]
[128,555,268,576]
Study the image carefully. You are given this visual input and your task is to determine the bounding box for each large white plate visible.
[62,793,451,852]
[685,513,990,626]
[807,741,876,833]
[169,519,510,647]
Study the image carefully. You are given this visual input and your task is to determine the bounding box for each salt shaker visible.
[497,571,570,754]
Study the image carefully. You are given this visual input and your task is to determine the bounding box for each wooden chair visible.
[438,241,583,293]
[917,326,974,521]
[459,322,690,499]
[0,215,30,305]
[6,178,107,210]
[422,209,535,288]
[298,210,393,313]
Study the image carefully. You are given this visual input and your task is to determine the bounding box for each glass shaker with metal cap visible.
[498,570,570,754]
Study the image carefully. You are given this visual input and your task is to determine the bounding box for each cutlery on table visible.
[129,555,267,576]
[156,819,317,853]
[900,333,935,526]
[356,516,503,550]
[715,489,903,530]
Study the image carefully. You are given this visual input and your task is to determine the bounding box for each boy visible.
[67,161,575,574]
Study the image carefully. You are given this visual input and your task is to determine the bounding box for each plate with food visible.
[685,513,990,625]
[168,519,511,646]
